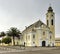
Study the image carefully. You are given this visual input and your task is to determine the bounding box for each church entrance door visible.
[42,41,46,47]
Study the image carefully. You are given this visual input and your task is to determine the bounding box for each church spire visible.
[46,5,55,45]
[48,4,53,12]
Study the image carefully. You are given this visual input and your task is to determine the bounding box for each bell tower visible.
[46,5,55,43]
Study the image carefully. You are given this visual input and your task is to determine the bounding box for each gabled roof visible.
[22,20,49,33]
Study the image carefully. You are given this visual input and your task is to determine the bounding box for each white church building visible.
[22,6,55,47]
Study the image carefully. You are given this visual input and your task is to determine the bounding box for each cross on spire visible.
[48,4,53,12]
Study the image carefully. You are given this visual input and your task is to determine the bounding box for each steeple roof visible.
[48,6,53,12]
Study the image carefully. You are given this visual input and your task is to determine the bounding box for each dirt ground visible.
[0,47,60,54]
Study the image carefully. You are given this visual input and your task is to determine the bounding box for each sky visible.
[0,0,60,37]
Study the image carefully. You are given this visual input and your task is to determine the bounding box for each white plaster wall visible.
[39,40,42,46]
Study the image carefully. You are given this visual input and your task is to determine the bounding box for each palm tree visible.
[7,27,21,45]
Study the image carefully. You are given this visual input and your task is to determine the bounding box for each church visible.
[22,6,55,47]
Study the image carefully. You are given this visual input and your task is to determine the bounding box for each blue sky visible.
[0,0,60,37]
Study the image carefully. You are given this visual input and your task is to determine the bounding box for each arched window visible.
[51,15,53,17]
[28,35,30,40]
[51,19,53,25]
[33,34,35,39]
[47,20,49,26]
[50,36,51,39]
[43,32,45,35]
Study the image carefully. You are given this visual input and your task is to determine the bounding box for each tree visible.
[2,37,11,44]
[7,27,21,45]
[0,31,6,37]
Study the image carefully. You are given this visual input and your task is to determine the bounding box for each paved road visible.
[0,46,60,54]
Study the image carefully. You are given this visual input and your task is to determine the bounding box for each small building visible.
[55,38,60,46]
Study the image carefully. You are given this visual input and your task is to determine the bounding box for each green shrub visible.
[2,37,11,44]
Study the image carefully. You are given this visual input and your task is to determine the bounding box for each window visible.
[51,15,53,17]
[28,35,30,40]
[51,19,53,25]
[47,20,49,26]
[32,29,34,31]
[33,34,35,39]
[32,29,36,32]
[50,36,51,39]
[33,42,35,44]
[43,32,45,35]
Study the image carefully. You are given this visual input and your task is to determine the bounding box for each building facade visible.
[22,6,55,47]
[55,38,60,46]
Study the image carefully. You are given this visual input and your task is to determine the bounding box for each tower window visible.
[51,15,53,16]
[43,32,45,35]
[28,35,30,40]
[33,34,35,39]
[51,19,53,25]
[47,20,49,26]
[50,36,51,39]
